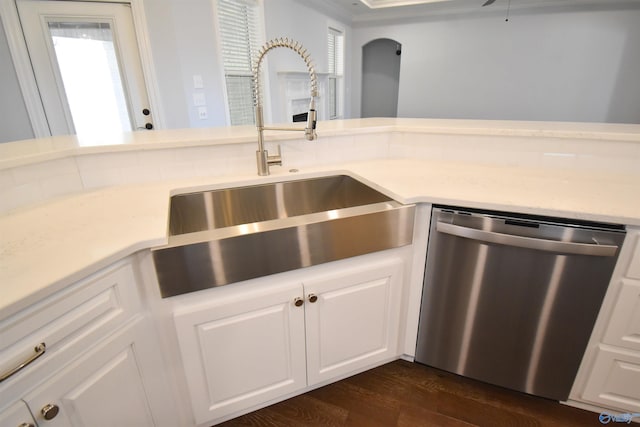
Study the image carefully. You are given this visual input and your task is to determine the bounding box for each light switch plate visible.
[193,93,206,106]
[193,75,204,89]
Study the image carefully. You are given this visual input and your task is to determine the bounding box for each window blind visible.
[327,28,344,119]
[217,0,263,125]
[327,28,344,76]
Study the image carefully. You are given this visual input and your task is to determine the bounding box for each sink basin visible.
[152,175,415,297]
[167,174,395,235]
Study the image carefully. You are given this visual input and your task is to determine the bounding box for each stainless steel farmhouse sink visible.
[152,175,415,297]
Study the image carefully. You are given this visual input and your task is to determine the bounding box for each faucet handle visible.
[267,144,282,166]
[305,101,317,141]
[305,127,317,141]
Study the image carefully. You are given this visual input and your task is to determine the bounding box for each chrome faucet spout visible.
[252,38,318,176]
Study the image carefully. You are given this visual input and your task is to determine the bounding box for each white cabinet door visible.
[581,344,640,412]
[23,323,156,427]
[173,282,307,424]
[304,257,403,385]
[603,279,640,351]
[0,400,37,427]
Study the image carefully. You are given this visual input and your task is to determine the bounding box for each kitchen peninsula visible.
[1,118,639,426]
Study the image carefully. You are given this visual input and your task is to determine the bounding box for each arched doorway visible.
[361,38,402,118]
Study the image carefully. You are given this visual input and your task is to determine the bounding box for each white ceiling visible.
[304,0,640,25]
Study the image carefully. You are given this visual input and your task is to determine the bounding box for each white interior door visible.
[17,0,153,137]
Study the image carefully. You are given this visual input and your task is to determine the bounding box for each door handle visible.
[0,342,46,382]
[436,222,619,257]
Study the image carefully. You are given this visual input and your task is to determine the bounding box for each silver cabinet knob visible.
[18,423,35,427]
[41,403,59,420]
[308,294,318,303]
[293,297,304,307]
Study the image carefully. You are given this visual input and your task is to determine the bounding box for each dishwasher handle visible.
[436,222,619,257]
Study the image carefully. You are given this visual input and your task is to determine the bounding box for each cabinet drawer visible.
[603,279,640,351]
[581,345,640,412]
[0,260,141,384]
[627,232,640,280]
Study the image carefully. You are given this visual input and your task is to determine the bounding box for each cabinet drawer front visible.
[603,279,640,351]
[627,232,640,280]
[581,345,640,412]
[0,260,141,383]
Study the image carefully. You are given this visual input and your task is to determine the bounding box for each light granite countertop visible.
[1,119,639,318]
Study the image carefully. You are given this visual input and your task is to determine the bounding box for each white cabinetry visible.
[0,258,175,427]
[22,323,157,427]
[173,255,404,425]
[173,282,307,424]
[572,228,640,413]
[0,400,37,427]
[304,260,403,385]
[602,279,640,351]
[581,345,640,411]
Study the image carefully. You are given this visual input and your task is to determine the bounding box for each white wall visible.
[263,0,352,124]
[143,0,227,128]
[144,0,350,128]
[0,15,34,143]
[351,3,640,124]
[0,0,349,141]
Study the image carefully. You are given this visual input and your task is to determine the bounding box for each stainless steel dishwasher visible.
[415,206,626,401]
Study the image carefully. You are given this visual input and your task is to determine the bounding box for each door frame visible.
[0,0,164,137]
[361,38,401,119]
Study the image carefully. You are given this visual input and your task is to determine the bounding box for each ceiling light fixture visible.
[359,0,451,9]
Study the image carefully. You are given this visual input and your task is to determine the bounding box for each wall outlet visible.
[193,74,204,89]
[197,106,208,120]
[193,93,206,106]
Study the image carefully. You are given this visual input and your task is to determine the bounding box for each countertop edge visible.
[3,118,639,170]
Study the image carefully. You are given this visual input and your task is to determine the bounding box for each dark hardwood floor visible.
[218,360,602,426]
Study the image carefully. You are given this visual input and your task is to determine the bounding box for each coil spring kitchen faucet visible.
[252,38,318,176]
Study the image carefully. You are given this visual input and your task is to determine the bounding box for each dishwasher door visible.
[415,207,626,401]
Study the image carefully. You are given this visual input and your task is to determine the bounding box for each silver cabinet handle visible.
[308,294,318,303]
[293,297,304,307]
[436,222,619,257]
[0,343,46,383]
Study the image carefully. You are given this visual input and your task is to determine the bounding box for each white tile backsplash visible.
[0,181,44,213]
[41,172,84,199]
[75,151,137,174]
[2,129,638,214]
[80,167,124,189]
[0,169,15,191]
